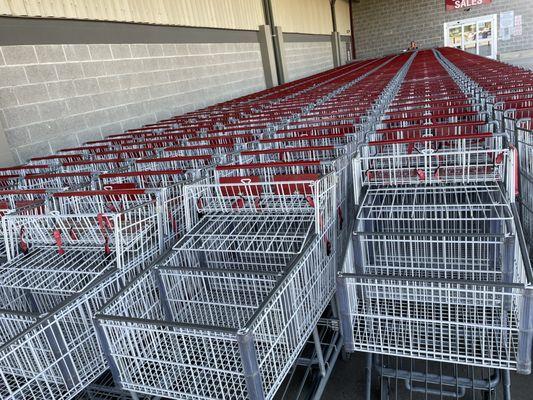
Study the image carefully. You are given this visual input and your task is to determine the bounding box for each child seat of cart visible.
[22,172,94,190]
[1,190,155,257]
[100,170,186,188]
[363,132,507,184]
[0,190,48,217]
[215,160,322,202]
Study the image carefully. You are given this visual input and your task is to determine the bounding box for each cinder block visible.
[126,102,146,116]
[157,57,174,70]
[14,83,49,104]
[55,62,84,80]
[150,71,169,85]
[162,44,177,56]
[120,117,144,131]
[149,82,174,99]
[147,44,164,57]
[107,105,130,121]
[73,78,100,96]
[175,44,188,56]
[97,76,122,92]
[104,59,135,75]
[100,122,123,135]
[175,80,191,93]
[49,134,79,152]
[89,44,113,61]
[81,61,106,78]
[38,100,68,120]
[17,141,52,162]
[128,87,151,102]
[118,74,134,90]
[4,127,30,147]
[1,46,37,65]
[3,104,41,128]
[110,44,132,60]
[25,64,58,83]
[91,92,115,109]
[0,66,29,87]
[141,58,158,72]
[0,88,18,108]
[130,44,149,58]
[129,72,149,88]
[179,67,195,80]
[167,69,180,83]
[76,129,102,144]
[26,120,60,142]
[35,45,66,63]
[187,44,211,55]
[84,109,110,128]
[57,115,87,133]
[155,109,172,121]
[119,59,140,74]
[0,49,5,65]
[47,81,76,100]
[63,44,91,62]
[66,96,94,115]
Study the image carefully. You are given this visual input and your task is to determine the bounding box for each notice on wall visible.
[445,0,491,11]
[514,15,523,36]
[500,11,514,40]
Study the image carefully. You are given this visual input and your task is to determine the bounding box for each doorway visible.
[444,14,497,59]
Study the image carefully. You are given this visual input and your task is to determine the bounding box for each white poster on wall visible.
[500,11,514,28]
[514,15,523,36]
[500,11,514,40]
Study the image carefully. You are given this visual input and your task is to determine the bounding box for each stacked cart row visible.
[0,54,413,400]
[93,55,417,400]
[337,49,532,399]
[438,47,533,259]
[0,47,532,400]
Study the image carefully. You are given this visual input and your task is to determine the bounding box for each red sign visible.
[445,0,491,11]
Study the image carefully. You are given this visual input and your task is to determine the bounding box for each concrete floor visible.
[319,353,533,400]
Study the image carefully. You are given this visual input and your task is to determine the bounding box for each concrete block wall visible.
[340,39,352,65]
[352,0,533,66]
[0,42,265,163]
[284,41,334,82]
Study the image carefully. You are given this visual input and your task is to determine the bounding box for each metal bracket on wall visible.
[262,0,286,85]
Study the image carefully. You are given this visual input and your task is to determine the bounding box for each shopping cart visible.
[29,154,85,167]
[0,270,122,400]
[0,51,426,400]
[96,230,336,400]
[0,175,20,190]
[3,190,162,281]
[61,159,131,173]
[134,154,213,172]
[184,160,337,242]
[356,131,509,188]
[98,170,195,248]
[58,144,111,158]
[515,119,533,254]
[0,165,50,177]
[21,172,95,190]
[436,48,533,258]
[338,50,533,374]
[233,148,353,248]
[0,189,50,263]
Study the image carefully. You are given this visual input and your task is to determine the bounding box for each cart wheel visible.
[341,349,350,361]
